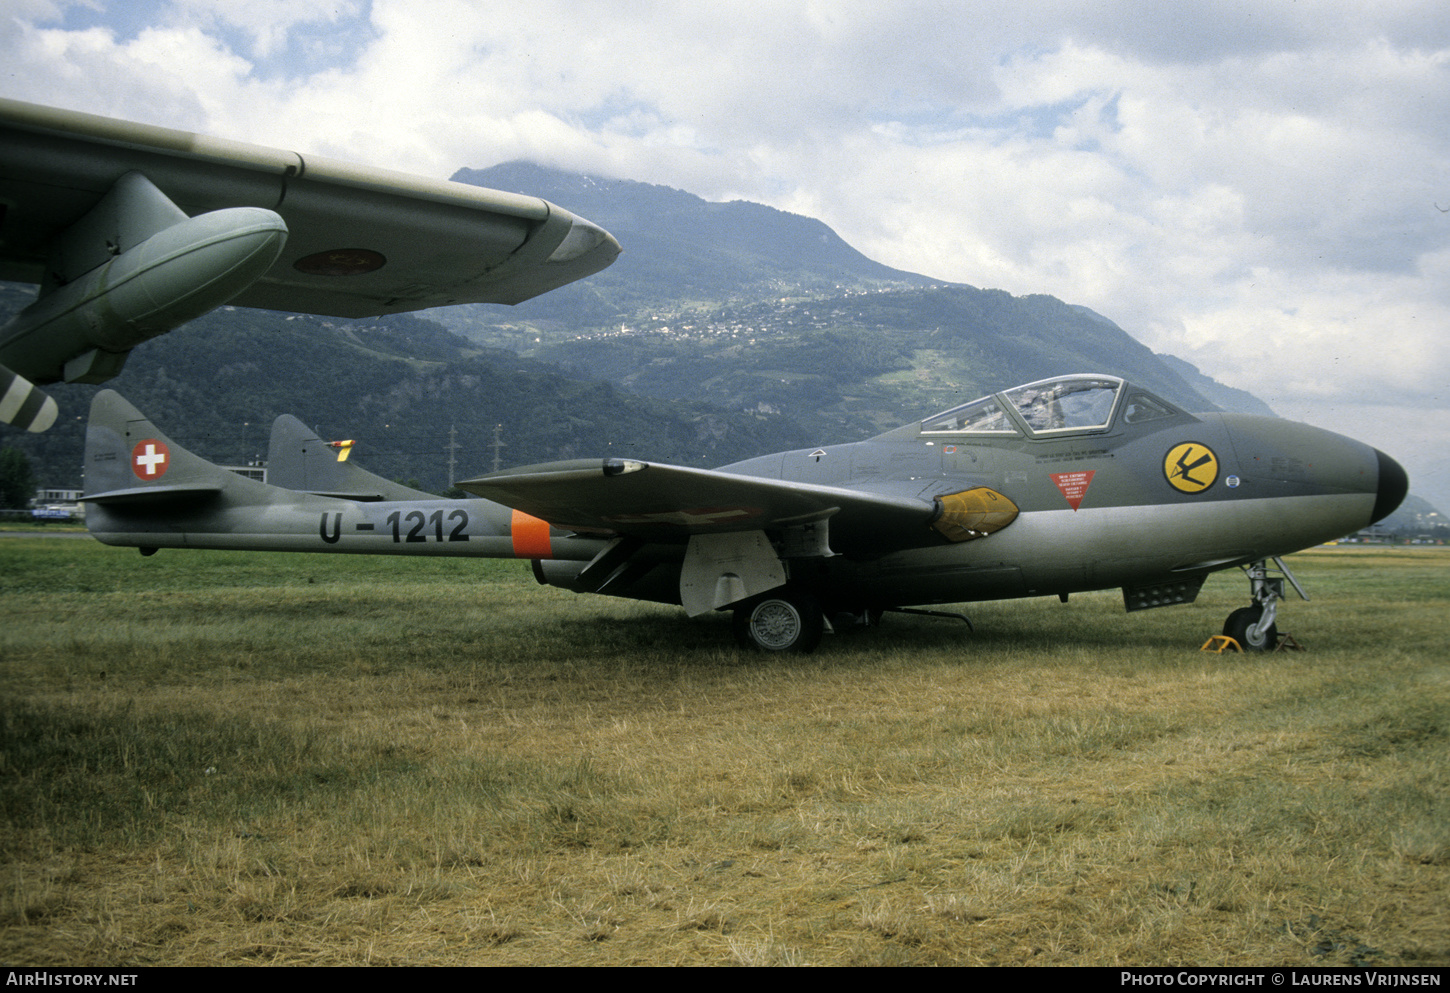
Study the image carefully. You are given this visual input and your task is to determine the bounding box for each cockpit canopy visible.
[921,375,1185,438]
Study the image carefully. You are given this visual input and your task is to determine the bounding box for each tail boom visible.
[86,497,602,561]
[82,389,601,562]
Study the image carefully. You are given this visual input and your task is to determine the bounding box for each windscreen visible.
[1002,377,1121,433]
[922,375,1125,435]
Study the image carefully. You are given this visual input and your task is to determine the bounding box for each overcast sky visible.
[4,0,1448,513]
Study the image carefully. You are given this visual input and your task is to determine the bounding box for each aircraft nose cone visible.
[1371,448,1409,523]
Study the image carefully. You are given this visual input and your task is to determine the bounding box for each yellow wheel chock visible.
[1201,635,1242,653]
[1201,633,1304,653]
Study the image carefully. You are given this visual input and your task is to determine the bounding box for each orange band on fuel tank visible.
[510,509,554,559]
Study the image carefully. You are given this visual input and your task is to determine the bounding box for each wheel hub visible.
[750,600,802,650]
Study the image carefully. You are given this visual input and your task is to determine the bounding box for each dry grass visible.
[1,541,1447,965]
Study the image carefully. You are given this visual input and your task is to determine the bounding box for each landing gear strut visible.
[1223,557,1307,652]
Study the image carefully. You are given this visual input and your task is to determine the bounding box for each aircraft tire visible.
[733,590,824,653]
[1223,606,1277,652]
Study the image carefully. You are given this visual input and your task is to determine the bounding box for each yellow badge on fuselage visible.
[1164,442,1219,494]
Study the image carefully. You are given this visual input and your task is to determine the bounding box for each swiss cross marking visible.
[131,439,171,480]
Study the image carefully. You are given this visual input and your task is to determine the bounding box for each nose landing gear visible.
[1223,557,1308,651]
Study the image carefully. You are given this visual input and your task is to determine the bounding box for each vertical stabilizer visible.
[82,389,231,500]
[265,414,437,501]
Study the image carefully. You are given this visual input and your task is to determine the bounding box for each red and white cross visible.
[131,439,170,479]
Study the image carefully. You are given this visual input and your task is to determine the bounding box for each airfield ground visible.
[1,541,1446,966]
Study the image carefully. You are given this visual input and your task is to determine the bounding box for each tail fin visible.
[82,389,231,503]
[265,414,437,501]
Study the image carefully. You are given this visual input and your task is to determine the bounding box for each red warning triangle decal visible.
[1050,470,1095,511]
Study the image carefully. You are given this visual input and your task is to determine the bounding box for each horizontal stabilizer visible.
[82,484,224,505]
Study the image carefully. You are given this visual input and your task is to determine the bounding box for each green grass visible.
[1,540,1447,965]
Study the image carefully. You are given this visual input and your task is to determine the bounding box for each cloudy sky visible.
[4,0,1448,513]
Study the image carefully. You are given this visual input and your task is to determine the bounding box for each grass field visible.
[1,538,1446,966]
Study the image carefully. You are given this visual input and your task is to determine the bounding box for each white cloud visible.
[162,0,365,59]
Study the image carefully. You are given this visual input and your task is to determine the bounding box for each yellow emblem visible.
[1164,442,1219,494]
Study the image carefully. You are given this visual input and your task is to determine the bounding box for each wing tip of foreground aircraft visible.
[0,98,620,431]
[0,365,59,432]
[80,378,1409,655]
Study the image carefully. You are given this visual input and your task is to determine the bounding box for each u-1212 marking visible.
[319,509,471,544]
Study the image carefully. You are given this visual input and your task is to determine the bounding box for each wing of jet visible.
[459,459,946,548]
[460,459,1020,619]
[0,98,620,429]
[460,456,1017,548]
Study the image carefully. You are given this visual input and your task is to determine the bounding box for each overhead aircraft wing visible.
[459,458,947,553]
[0,98,620,316]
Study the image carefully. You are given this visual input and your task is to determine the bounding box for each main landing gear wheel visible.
[733,590,824,653]
[1223,605,1277,652]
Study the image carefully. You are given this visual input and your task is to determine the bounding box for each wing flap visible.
[459,459,941,551]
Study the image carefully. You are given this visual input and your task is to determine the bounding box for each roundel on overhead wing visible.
[293,249,386,276]
[1164,442,1219,494]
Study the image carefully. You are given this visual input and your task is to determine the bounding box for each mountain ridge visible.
[450,162,943,318]
[438,162,1258,434]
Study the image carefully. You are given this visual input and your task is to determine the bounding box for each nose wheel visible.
[1223,604,1278,651]
[1223,557,1307,651]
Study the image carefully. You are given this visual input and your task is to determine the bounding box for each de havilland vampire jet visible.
[0,98,620,432]
[81,375,1408,653]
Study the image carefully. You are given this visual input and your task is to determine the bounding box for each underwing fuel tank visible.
[0,207,287,384]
